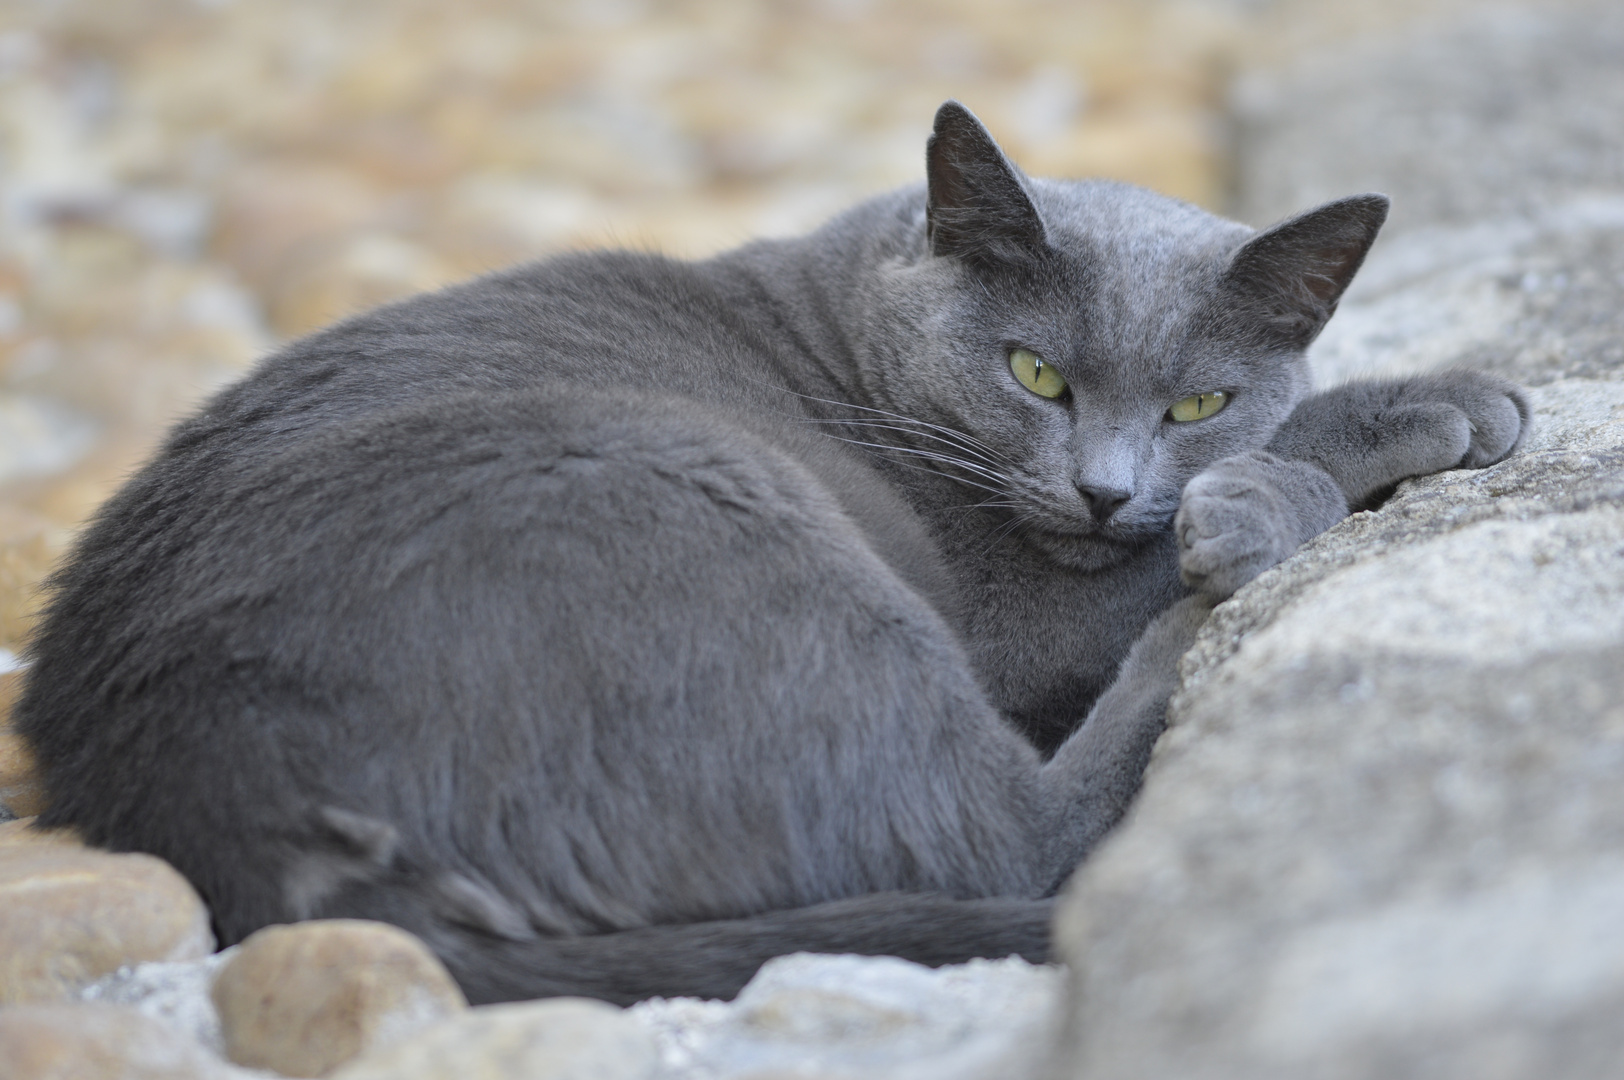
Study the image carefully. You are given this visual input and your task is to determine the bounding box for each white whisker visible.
[797,417,1007,470]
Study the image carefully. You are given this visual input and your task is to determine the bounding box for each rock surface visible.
[632,953,1062,1080]
[82,950,239,1060]
[1052,3,1624,1078]
[1232,0,1624,238]
[211,919,468,1077]
[0,669,42,820]
[330,997,657,1080]
[0,1002,235,1080]
[0,838,214,1005]
[73,949,1061,1080]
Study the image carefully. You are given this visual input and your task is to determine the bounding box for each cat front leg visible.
[1264,368,1530,509]
[1036,594,1213,885]
[1176,369,1531,600]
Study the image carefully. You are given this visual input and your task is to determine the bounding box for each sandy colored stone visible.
[0,729,46,817]
[0,1001,227,1080]
[332,997,657,1080]
[0,844,214,1004]
[0,524,55,654]
[212,919,468,1077]
[0,669,38,817]
[0,815,80,849]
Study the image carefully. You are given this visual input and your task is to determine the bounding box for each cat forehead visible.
[1027,178,1253,272]
[1002,181,1257,370]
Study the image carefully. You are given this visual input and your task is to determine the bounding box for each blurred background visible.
[0,0,1474,659]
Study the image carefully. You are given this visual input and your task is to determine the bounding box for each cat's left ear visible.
[1222,194,1389,348]
[926,101,1047,265]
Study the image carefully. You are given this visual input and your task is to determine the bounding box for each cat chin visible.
[1020,525,1157,571]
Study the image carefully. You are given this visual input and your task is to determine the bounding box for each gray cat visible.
[14,103,1527,1005]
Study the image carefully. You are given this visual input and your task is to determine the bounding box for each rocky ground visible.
[1054,3,1624,1077]
[4,0,1622,1077]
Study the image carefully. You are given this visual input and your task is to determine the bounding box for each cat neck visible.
[705,189,927,414]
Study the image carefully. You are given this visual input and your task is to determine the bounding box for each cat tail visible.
[327,881,1053,1006]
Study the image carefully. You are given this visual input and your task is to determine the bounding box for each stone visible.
[331,997,657,1080]
[211,919,468,1077]
[0,844,214,1005]
[0,729,45,819]
[1052,2,1624,1078]
[1232,1,1624,236]
[82,950,239,1061]
[0,815,80,849]
[0,1002,231,1080]
[74,947,1063,1080]
[631,952,1062,1080]
[0,517,53,655]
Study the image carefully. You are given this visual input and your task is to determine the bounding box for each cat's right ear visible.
[926,101,1047,265]
[1222,194,1389,348]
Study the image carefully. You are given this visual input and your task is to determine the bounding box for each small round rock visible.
[331,998,659,1080]
[0,841,215,1004]
[0,1001,227,1080]
[0,727,47,817]
[0,816,80,849]
[211,918,469,1077]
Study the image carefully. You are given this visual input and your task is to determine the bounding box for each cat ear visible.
[926,101,1047,264]
[1222,194,1390,347]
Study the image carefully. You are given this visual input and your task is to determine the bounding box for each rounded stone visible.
[0,669,46,819]
[0,1001,225,1079]
[331,998,658,1080]
[0,815,80,849]
[211,918,469,1077]
[0,845,214,1004]
[0,729,47,818]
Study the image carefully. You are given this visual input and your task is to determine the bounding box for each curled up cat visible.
[14,102,1529,1005]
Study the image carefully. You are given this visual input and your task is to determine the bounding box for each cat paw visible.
[1266,370,1531,508]
[1394,369,1530,469]
[1176,452,1347,601]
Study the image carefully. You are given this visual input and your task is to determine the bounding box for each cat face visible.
[863,102,1386,554]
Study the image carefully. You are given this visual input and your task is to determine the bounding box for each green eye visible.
[1168,391,1228,422]
[1009,348,1067,399]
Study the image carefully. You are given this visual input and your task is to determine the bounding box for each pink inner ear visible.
[1223,194,1388,345]
[1300,249,1361,302]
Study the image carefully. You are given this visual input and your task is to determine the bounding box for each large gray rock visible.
[1233,1,1624,238]
[1051,3,1624,1078]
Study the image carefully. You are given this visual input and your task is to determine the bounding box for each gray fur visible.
[13,102,1528,1005]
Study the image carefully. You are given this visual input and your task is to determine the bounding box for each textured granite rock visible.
[1052,3,1624,1078]
[82,950,239,1061]
[211,919,468,1077]
[1232,1,1624,238]
[632,953,1062,1080]
[75,948,1061,1080]
[330,998,658,1080]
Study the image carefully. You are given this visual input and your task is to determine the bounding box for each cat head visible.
[863,101,1386,558]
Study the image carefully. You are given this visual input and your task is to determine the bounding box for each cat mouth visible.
[1015,500,1173,545]
[1019,506,1135,542]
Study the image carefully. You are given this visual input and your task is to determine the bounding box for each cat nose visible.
[1076,484,1131,524]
